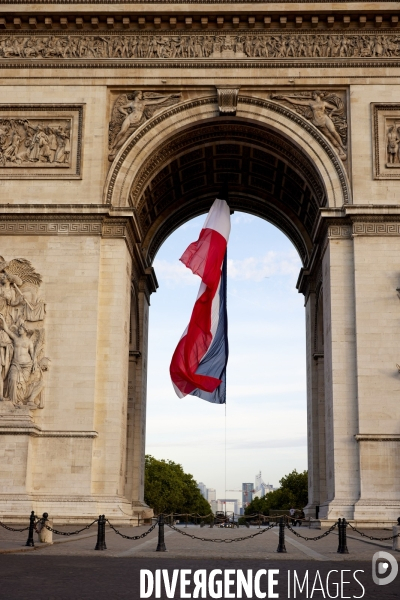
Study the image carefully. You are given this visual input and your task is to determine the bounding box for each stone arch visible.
[103,95,354,523]
[105,95,351,267]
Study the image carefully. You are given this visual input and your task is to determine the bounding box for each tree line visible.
[144,454,308,516]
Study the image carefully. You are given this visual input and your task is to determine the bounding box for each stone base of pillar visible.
[318,499,356,520]
[0,496,153,526]
[353,499,400,523]
[318,519,399,529]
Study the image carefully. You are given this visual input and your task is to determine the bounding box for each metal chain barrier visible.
[106,519,157,540]
[166,521,277,543]
[285,520,337,541]
[42,520,98,536]
[347,522,400,541]
[0,521,29,533]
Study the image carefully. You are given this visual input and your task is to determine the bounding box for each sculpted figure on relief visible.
[0,257,49,409]
[271,91,347,160]
[0,118,71,168]
[386,125,400,166]
[108,90,181,161]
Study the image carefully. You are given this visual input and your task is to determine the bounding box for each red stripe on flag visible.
[170,228,227,395]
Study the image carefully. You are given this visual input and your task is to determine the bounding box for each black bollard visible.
[337,518,342,553]
[25,510,35,547]
[337,518,349,554]
[95,515,107,551]
[276,518,287,553]
[156,514,167,552]
[341,518,349,554]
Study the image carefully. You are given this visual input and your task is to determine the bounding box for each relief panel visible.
[372,103,400,180]
[0,105,83,179]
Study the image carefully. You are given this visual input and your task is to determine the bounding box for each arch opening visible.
[129,119,329,267]
[145,212,307,497]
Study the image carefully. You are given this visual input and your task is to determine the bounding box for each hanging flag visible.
[170,197,230,404]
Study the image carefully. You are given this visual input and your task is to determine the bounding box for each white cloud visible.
[154,250,301,288]
[227,251,300,282]
[232,213,256,225]
[153,258,199,287]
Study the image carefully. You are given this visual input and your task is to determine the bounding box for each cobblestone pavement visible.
[1,524,399,599]
[1,522,399,560]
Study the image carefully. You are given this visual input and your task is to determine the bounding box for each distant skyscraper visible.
[242,483,253,506]
[197,482,207,498]
[254,472,274,498]
[207,488,216,502]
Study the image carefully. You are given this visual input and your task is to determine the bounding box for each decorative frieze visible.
[328,225,352,238]
[353,221,400,235]
[0,31,399,65]
[0,222,102,235]
[0,105,83,179]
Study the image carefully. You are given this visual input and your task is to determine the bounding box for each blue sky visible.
[145,211,307,502]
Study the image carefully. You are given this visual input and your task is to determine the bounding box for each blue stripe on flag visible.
[191,253,228,404]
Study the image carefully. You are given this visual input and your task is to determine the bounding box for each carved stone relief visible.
[108,91,181,161]
[0,106,83,179]
[371,104,400,179]
[0,257,49,411]
[0,32,400,64]
[270,90,348,161]
[217,87,240,115]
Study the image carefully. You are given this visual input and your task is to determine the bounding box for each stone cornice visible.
[2,1,399,5]
[356,434,400,442]
[0,425,98,437]
[0,211,150,275]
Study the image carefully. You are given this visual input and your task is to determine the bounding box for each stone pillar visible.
[319,230,359,520]
[91,236,132,511]
[304,285,327,518]
[125,266,157,513]
[304,291,321,517]
[352,230,400,522]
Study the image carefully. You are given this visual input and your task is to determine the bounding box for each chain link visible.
[42,520,98,536]
[285,521,337,541]
[0,521,29,533]
[347,522,400,541]
[167,522,277,543]
[106,519,157,540]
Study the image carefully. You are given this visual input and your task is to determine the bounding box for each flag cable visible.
[224,402,227,510]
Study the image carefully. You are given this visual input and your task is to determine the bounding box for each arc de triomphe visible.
[0,0,399,526]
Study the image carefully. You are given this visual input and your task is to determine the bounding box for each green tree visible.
[245,469,308,516]
[144,454,211,516]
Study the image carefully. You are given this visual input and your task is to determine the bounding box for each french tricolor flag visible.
[170,197,231,404]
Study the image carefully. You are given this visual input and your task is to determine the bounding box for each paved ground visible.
[0,523,399,599]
